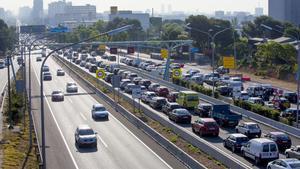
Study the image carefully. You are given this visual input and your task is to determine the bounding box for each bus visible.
[177,91,199,109]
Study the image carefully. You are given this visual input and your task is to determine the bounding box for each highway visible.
[64,53,300,169]
[30,53,186,169]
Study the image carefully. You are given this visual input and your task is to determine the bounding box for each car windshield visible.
[79,129,94,135]
[157,99,166,104]
[52,91,61,94]
[171,105,181,109]
[236,137,249,143]
[290,163,300,169]
[67,83,76,86]
[176,109,189,115]
[94,107,106,111]
[187,95,198,101]
[277,134,289,141]
[248,124,259,129]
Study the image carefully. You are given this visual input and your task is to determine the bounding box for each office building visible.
[32,0,43,24]
[109,7,150,30]
[255,7,263,16]
[19,6,32,24]
[269,0,300,26]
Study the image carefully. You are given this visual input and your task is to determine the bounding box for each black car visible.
[223,133,249,152]
[89,65,98,73]
[43,72,52,81]
[283,92,298,104]
[168,108,192,124]
[162,102,181,115]
[195,103,212,117]
[265,132,292,151]
[139,79,152,89]
[104,72,114,83]
[149,97,167,109]
[216,86,232,96]
[75,59,81,65]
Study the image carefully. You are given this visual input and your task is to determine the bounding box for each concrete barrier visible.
[121,65,300,139]
[54,56,207,169]
[55,56,252,169]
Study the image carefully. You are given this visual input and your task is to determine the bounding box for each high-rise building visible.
[32,0,43,24]
[269,0,300,26]
[19,6,32,24]
[255,7,263,16]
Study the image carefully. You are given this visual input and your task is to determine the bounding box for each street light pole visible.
[39,25,132,169]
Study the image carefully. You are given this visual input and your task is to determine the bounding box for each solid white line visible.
[97,135,108,148]
[79,112,87,121]
[32,62,80,169]
[63,56,173,169]
[67,98,73,103]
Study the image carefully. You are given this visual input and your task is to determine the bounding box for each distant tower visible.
[161,4,165,14]
[32,0,43,24]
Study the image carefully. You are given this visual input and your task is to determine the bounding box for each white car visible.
[91,104,109,120]
[141,91,157,103]
[235,122,261,138]
[75,124,97,148]
[267,158,300,169]
[66,82,78,93]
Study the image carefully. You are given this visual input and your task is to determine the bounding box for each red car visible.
[155,86,169,97]
[167,92,179,102]
[192,118,219,137]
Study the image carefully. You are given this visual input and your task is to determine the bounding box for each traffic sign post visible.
[99,44,106,52]
[172,68,182,79]
[161,49,168,59]
[96,69,106,79]
[223,56,235,69]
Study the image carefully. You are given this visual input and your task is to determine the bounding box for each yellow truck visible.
[177,91,199,109]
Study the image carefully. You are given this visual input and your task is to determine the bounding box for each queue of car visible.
[58,50,300,167]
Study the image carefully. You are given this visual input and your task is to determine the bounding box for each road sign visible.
[16,80,25,93]
[132,87,142,99]
[99,44,106,52]
[161,49,168,59]
[112,75,121,88]
[110,47,118,54]
[96,69,106,79]
[49,26,69,33]
[172,68,182,79]
[223,56,235,69]
[127,47,135,54]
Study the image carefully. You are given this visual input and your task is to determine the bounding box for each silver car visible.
[75,125,97,148]
[51,90,64,102]
[286,146,300,159]
[91,104,109,120]
[66,82,78,93]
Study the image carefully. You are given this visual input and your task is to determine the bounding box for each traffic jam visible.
[47,47,300,168]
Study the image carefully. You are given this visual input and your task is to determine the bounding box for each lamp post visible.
[185,25,231,97]
[261,24,300,127]
[39,25,132,169]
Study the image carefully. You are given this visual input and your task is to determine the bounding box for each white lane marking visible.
[97,135,108,148]
[62,56,173,169]
[67,98,73,103]
[32,62,80,169]
[79,112,87,121]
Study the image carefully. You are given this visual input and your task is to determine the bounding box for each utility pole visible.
[7,53,13,129]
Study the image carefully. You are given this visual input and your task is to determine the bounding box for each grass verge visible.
[0,68,39,169]
[56,57,227,169]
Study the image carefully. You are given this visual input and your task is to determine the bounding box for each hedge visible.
[234,100,280,121]
[172,78,219,98]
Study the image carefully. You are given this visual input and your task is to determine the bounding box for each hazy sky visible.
[1,0,268,15]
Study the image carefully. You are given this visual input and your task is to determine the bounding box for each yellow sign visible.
[223,56,235,69]
[96,69,106,79]
[99,44,106,51]
[172,68,182,79]
[161,49,168,59]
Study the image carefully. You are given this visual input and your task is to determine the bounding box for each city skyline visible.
[1,0,267,15]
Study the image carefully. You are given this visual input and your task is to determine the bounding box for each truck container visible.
[211,104,241,127]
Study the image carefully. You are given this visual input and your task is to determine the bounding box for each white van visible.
[241,138,279,164]
[247,85,264,97]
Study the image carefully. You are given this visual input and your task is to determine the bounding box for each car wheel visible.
[223,141,226,148]
[255,157,260,165]
[241,150,245,157]
[192,127,196,133]
[199,130,203,137]
[232,146,236,153]
[286,153,290,158]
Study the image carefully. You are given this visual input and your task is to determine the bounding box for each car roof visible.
[199,118,215,122]
[199,103,212,106]
[269,131,287,136]
[153,97,165,100]
[180,91,198,94]
[169,102,180,105]
[280,158,300,164]
[251,138,274,143]
[243,122,257,125]
[93,104,104,108]
[78,124,92,130]
[229,133,248,138]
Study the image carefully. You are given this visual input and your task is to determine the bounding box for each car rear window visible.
[270,144,277,152]
[94,107,106,111]
[204,122,218,127]
[157,99,166,104]
[263,145,269,152]
[248,124,259,129]
[79,129,94,135]
[277,135,290,141]
[171,105,181,109]
[236,137,249,143]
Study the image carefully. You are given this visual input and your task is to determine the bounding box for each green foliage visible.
[161,23,185,40]
[233,100,280,121]
[0,19,17,54]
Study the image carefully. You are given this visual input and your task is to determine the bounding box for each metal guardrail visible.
[54,56,207,169]
[121,65,300,139]
[55,56,252,169]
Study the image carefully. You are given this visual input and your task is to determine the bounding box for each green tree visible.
[161,23,184,40]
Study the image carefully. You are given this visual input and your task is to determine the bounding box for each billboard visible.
[20,25,46,34]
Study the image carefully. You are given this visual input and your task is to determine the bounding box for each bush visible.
[233,100,280,121]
